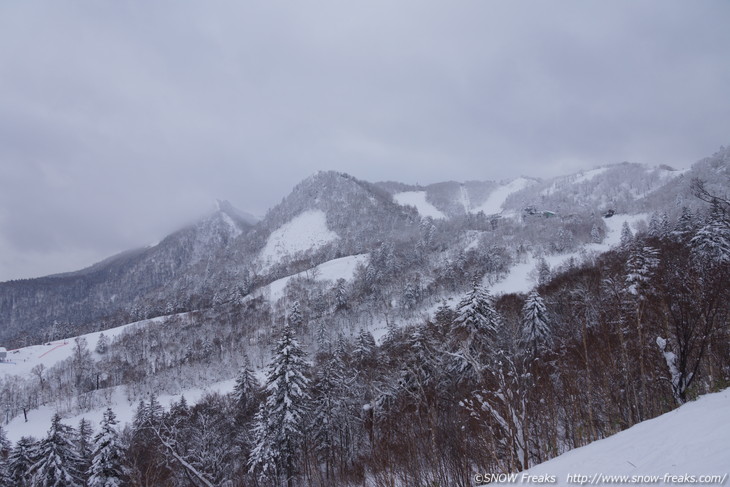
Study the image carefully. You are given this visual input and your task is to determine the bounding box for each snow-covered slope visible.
[393,191,446,219]
[472,177,536,215]
[257,254,368,303]
[496,389,730,486]
[256,210,339,271]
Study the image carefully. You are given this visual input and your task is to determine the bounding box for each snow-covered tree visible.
[520,290,551,355]
[94,333,108,355]
[233,356,260,417]
[0,427,11,487]
[690,203,730,264]
[287,301,303,329]
[449,280,502,378]
[249,325,310,487]
[620,221,633,248]
[29,413,83,487]
[87,409,126,487]
[8,436,37,487]
[353,329,377,365]
[77,418,93,485]
[625,245,660,298]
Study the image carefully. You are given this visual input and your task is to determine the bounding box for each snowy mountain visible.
[0,146,727,487]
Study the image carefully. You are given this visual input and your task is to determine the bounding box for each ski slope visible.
[260,253,368,302]
[0,315,172,380]
[393,191,446,219]
[472,177,535,215]
[487,213,648,295]
[495,389,730,486]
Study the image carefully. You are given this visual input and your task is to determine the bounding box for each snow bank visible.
[257,210,339,271]
[393,191,446,219]
[495,389,730,486]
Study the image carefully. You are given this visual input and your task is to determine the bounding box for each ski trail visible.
[459,184,471,213]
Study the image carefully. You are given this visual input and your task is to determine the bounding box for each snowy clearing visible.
[393,191,446,219]
[256,210,339,271]
[472,178,535,215]
[495,389,730,486]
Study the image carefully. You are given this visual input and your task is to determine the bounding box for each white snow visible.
[393,191,446,219]
[496,389,730,486]
[472,178,535,215]
[256,210,339,271]
[261,254,369,303]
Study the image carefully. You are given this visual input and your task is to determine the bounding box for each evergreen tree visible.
[0,427,11,487]
[8,436,37,487]
[234,356,260,417]
[673,206,695,241]
[87,409,126,487]
[77,419,93,486]
[690,203,730,264]
[29,413,83,487]
[288,301,303,329]
[449,281,502,378]
[248,325,310,487]
[625,245,660,298]
[620,221,634,248]
[333,278,348,310]
[520,290,551,355]
[353,329,377,365]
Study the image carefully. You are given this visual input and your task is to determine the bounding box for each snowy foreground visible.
[493,389,729,486]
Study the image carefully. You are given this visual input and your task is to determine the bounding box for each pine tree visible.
[29,413,83,487]
[77,419,93,486]
[8,436,37,487]
[248,325,310,487]
[520,290,551,355]
[87,409,126,487]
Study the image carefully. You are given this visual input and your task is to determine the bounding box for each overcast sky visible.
[1,1,729,281]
